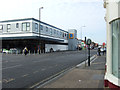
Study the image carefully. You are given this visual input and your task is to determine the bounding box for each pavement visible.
[42,55,106,88]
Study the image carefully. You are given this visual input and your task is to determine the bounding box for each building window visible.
[60,32,62,37]
[54,29,56,34]
[40,25,43,30]
[67,34,68,39]
[50,28,52,35]
[57,31,59,35]
[111,19,120,78]
[16,23,19,28]
[35,23,38,32]
[7,24,11,32]
[46,27,48,32]
[63,33,64,38]
[0,25,3,30]
[65,33,66,37]
[22,22,30,31]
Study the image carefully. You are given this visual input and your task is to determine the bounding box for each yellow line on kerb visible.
[30,68,72,88]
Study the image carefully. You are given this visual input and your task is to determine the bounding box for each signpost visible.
[87,39,92,66]
[85,37,87,67]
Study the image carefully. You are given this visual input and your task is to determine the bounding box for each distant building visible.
[0,18,68,53]
[0,18,78,53]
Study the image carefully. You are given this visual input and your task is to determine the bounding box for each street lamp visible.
[38,7,43,54]
[39,7,44,37]
[81,26,86,40]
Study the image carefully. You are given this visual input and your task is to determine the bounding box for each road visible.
[2,50,97,88]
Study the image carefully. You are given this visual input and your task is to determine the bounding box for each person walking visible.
[97,47,101,56]
[23,47,28,56]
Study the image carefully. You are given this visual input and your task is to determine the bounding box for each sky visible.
[0,0,106,45]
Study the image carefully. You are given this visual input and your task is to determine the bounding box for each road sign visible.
[86,39,92,66]
[69,33,74,39]
[87,39,92,45]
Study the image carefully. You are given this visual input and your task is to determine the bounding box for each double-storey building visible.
[0,18,68,53]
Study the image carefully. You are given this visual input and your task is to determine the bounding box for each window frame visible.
[0,25,3,30]
[111,19,120,78]
[54,29,56,35]
[22,22,30,31]
[16,23,19,28]
[7,24,11,32]
[50,28,52,35]
[46,27,48,32]
[35,23,38,32]
[40,25,43,31]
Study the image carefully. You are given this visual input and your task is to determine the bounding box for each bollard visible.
[16,51,18,55]
[40,50,41,54]
[29,50,30,55]
[22,51,24,55]
[43,50,45,53]
[34,50,35,55]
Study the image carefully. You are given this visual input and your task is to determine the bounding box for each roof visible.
[0,18,68,33]
[0,36,64,42]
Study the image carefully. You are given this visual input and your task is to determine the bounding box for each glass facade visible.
[111,19,120,78]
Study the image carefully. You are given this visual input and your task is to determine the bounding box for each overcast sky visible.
[0,0,106,44]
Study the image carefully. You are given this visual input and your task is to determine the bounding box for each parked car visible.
[9,48,22,54]
[2,49,10,53]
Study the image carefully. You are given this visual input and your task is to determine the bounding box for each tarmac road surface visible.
[2,50,97,88]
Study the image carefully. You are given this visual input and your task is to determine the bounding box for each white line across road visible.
[1,64,22,70]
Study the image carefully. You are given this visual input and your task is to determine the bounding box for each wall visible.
[68,29,77,51]
[105,0,120,87]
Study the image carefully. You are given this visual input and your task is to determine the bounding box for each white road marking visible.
[3,78,15,83]
[1,64,22,70]
[33,71,39,74]
[22,74,29,77]
[41,68,46,71]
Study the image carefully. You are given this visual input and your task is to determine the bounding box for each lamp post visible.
[38,7,43,54]
[81,26,86,40]
[39,7,43,37]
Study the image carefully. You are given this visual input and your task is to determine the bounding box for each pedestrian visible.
[101,47,104,55]
[104,47,106,55]
[23,47,28,56]
[97,47,101,56]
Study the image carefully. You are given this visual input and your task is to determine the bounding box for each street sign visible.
[87,39,92,45]
[69,33,74,39]
[86,39,92,66]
